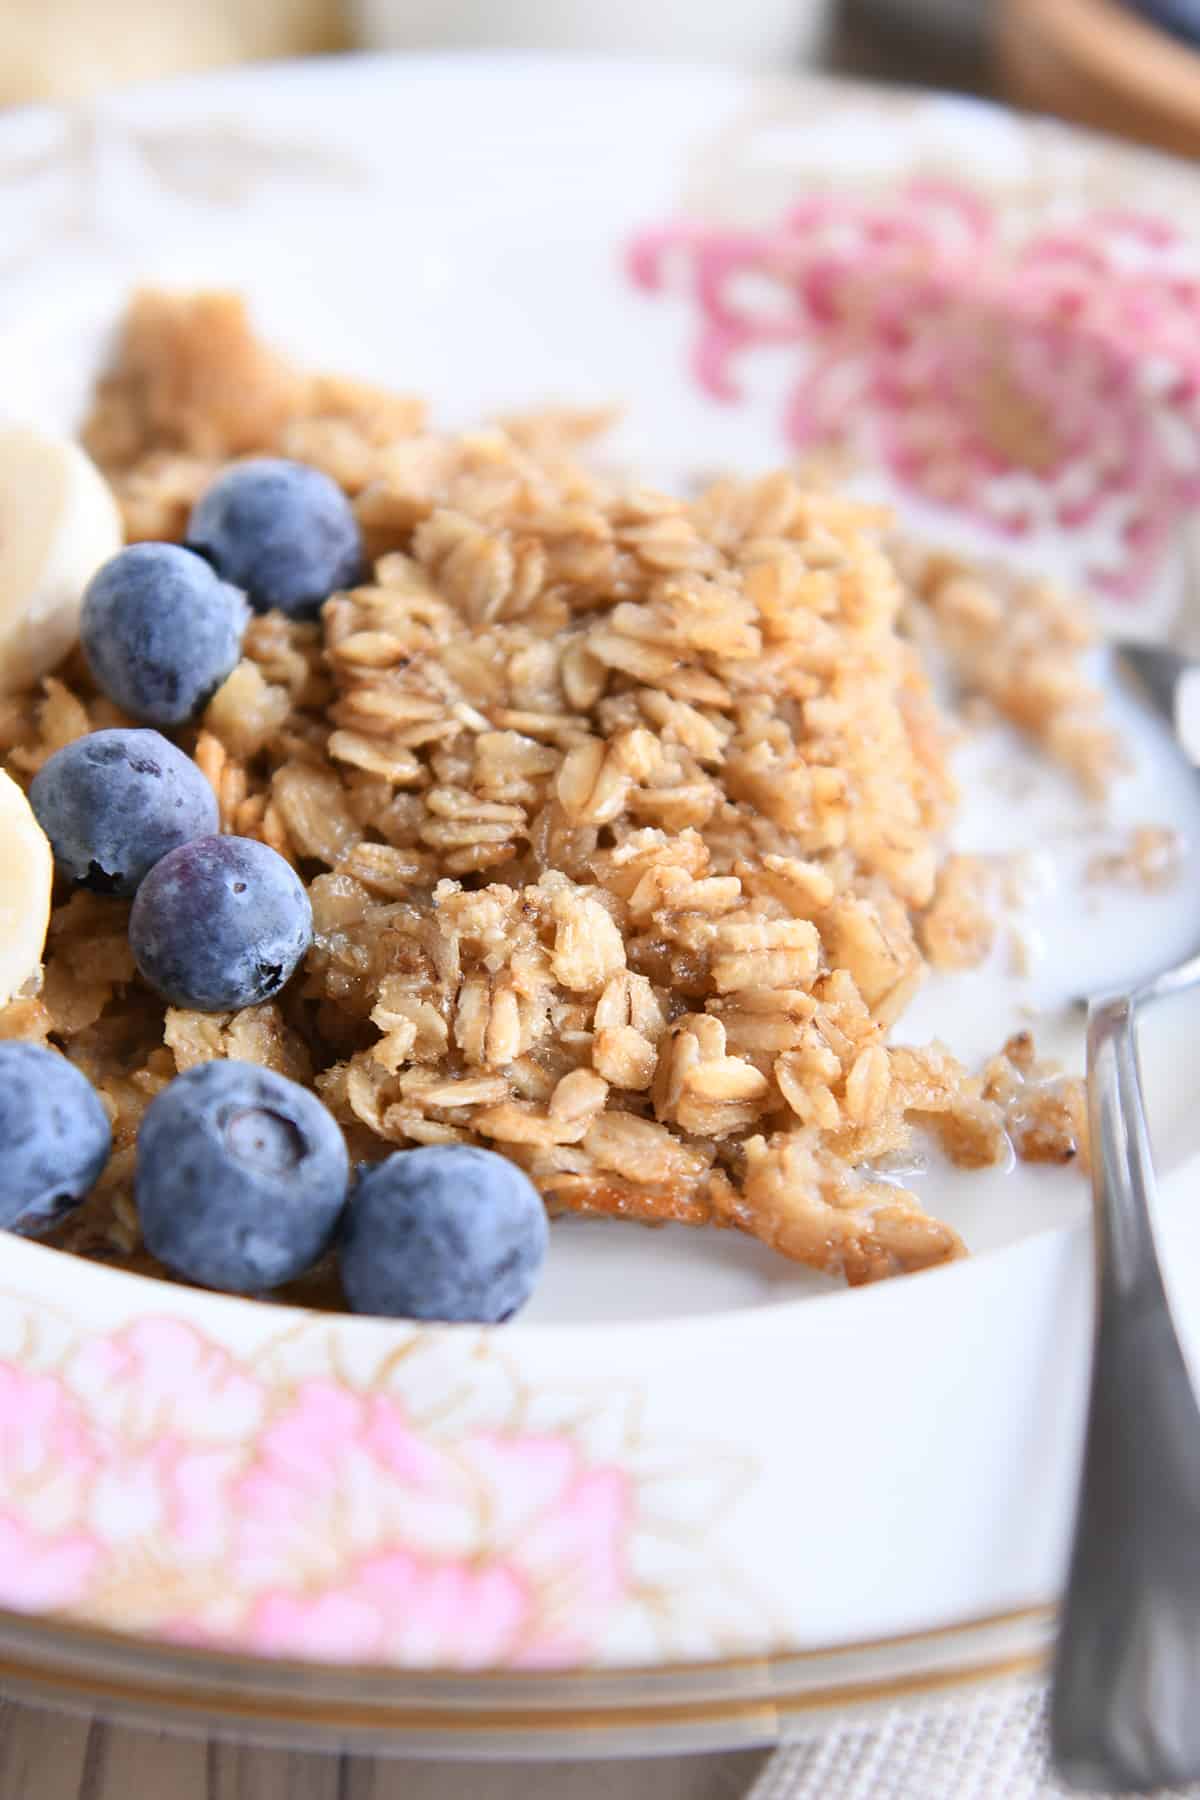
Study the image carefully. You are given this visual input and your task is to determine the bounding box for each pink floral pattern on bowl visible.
[630,181,1200,598]
[0,1307,758,1667]
[0,1318,643,1664]
[6,65,1200,1694]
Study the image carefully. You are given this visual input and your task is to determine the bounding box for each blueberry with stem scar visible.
[137,1061,349,1291]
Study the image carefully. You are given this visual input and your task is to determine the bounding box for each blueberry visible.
[129,834,312,1012]
[136,1060,349,1291]
[186,458,362,619]
[0,1044,111,1234]
[339,1145,548,1323]
[29,728,219,897]
[81,543,248,727]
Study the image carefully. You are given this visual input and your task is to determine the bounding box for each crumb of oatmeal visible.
[1007,927,1033,980]
[920,854,995,970]
[1086,824,1183,893]
[894,541,1126,797]
[0,289,1106,1292]
[1001,853,1038,909]
[982,1031,1089,1172]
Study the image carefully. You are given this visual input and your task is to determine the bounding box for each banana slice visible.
[0,423,122,694]
[0,769,52,1006]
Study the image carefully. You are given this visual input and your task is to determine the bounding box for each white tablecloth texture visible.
[748,1679,1200,1800]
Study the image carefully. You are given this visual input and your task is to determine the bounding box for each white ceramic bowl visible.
[1,53,1200,1754]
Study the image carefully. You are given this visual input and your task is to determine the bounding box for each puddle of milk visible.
[897,652,1200,1254]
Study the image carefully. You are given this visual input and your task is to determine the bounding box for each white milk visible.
[899,656,1200,1256]
[905,665,1200,1054]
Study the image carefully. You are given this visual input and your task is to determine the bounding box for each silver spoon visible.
[1051,641,1200,1793]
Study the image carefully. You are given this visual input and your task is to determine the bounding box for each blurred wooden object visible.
[0,0,348,105]
[997,0,1200,158]
[829,0,992,91]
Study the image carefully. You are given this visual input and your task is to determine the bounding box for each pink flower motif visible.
[0,1364,102,1613]
[0,1325,641,1664]
[57,1320,264,1571]
[232,1381,475,1590]
[245,1552,531,1666]
[0,1362,98,1532]
[630,183,1200,598]
[62,1317,266,1447]
[217,1385,632,1667]
[0,1512,98,1612]
[86,1438,242,1563]
[464,1435,630,1665]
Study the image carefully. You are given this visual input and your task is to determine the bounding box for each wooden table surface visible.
[0,1700,769,1800]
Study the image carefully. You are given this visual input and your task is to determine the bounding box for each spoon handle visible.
[1051,992,1200,1793]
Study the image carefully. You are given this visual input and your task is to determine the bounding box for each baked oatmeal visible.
[0,289,1105,1308]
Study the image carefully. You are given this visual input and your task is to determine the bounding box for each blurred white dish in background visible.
[350,0,833,65]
